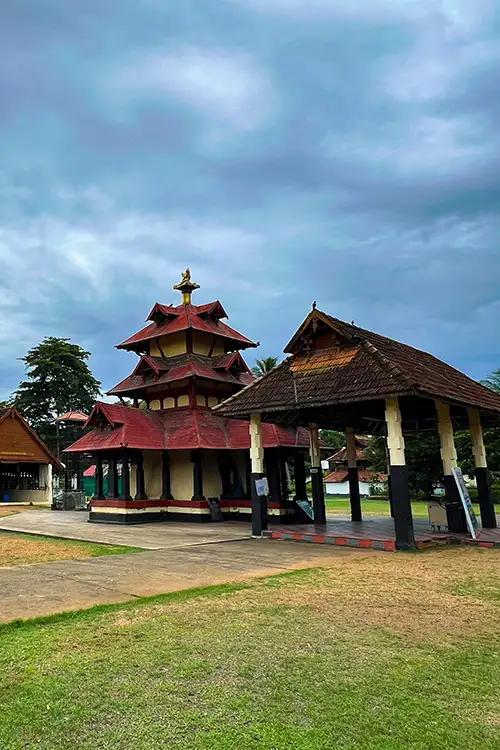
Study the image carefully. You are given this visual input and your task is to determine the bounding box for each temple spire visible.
[173,268,200,305]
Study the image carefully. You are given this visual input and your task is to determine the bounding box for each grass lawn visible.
[0,531,140,567]
[0,547,499,749]
[325,496,486,518]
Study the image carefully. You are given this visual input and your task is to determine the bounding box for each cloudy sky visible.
[1,0,499,399]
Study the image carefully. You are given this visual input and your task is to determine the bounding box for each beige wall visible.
[144,451,162,498]
[192,332,225,356]
[150,332,186,357]
[170,450,193,499]
[202,451,223,498]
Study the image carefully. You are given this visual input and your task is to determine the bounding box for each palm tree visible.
[251,357,279,377]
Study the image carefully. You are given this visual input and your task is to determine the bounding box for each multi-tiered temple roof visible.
[67,270,309,454]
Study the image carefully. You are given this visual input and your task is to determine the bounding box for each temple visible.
[66,270,310,523]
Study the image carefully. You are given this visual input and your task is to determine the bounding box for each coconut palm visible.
[251,357,279,377]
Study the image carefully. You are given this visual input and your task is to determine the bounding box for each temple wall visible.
[202,450,223,498]
[170,450,193,499]
[150,332,186,357]
[192,332,225,356]
[144,451,162,498]
[233,450,249,495]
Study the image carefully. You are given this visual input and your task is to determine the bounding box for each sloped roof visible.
[215,308,500,418]
[0,407,63,467]
[107,353,254,396]
[56,411,89,422]
[65,402,310,453]
[324,469,387,484]
[117,301,257,351]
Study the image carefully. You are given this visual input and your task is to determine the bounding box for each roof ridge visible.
[214,360,286,412]
[359,337,416,392]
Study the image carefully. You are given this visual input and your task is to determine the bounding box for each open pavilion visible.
[215,307,500,550]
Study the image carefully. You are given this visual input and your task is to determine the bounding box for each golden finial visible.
[173,268,200,304]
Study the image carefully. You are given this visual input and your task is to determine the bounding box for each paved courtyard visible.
[0,510,369,623]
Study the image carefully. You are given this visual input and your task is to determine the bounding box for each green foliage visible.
[319,429,345,450]
[481,368,500,392]
[251,356,279,377]
[366,433,442,497]
[13,337,101,450]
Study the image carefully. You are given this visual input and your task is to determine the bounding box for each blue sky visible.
[1,0,499,399]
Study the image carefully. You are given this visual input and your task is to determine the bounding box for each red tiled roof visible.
[107,354,254,395]
[118,301,257,351]
[324,469,387,483]
[56,411,89,422]
[215,308,500,418]
[65,402,310,453]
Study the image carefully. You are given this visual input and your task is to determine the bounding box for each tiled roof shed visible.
[214,308,500,431]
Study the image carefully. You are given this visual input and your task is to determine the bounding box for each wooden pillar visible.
[293,451,308,501]
[249,413,267,536]
[265,449,282,503]
[309,423,326,525]
[217,452,233,498]
[435,400,460,503]
[468,408,496,529]
[191,450,205,501]
[346,426,362,522]
[161,450,173,500]
[64,456,72,491]
[279,450,289,505]
[108,455,119,498]
[385,397,415,549]
[121,452,131,500]
[95,454,104,500]
[135,452,147,500]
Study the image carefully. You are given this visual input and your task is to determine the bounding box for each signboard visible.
[254,477,269,497]
[452,467,479,539]
[296,499,314,520]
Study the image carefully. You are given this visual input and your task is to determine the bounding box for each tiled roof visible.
[56,411,89,422]
[65,402,310,452]
[215,308,500,418]
[107,353,254,395]
[117,301,257,351]
[324,469,387,484]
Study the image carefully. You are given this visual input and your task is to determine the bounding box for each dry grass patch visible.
[0,530,139,567]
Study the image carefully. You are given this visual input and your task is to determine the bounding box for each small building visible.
[0,407,61,504]
[323,437,387,495]
[66,270,310,523]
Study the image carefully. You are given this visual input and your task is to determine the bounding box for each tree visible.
[481,369,500,392]
[252,357,279,377]
[320,430,345,450]
[13,337,101,451]
[366,433,442,498]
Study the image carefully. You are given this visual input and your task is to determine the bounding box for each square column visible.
[120,452,132,500]
[135,452,147,501]
[161,451,173,500]
[468,408,497,528]
[191,450,205,501]
[95,454,104,500]
[249,413,267,536]
[385,397,415,549]
[108,455,119,498]
[293,451,308,501]
[309,423,326,525]
[346,426,362,522]
[435,400,459,502]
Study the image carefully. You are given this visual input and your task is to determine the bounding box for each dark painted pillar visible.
[390,465,415,550]
[309,423,326,525]
[468,408,497,529]
[135,452,147,500]
[108,455,119,498]
[250,472,267,536]
[250,413,267,536]
[279,450,289,505]
[310,467,326,525]
[75,454,83,491]
[64,456,72,491]
[217,452,233,498]
[475,467,497,529]
[265,449,282,503]
[191,450,205,501]
[387,471,394,518]
[95,454,104,500]
[161,451,173,500]
[385,397,415,550]
[346,427,361,522]
[293,451,308,501]
[245,451,252,499]
[121,452,132,500]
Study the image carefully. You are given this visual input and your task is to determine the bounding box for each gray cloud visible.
[0,0,499,399]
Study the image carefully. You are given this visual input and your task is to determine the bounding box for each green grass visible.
[0,548,499,749]
[325,496,486,518]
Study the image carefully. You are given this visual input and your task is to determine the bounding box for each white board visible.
[254,477,269,497]
[452,467,479,539]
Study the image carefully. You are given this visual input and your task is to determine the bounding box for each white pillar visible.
[435,400,458,475]
[309,422,321,466]
[249,413,264,474]
[468,408,487,468]
[385,397,406,466]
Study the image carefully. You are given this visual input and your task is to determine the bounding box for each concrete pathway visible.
[0,510,249,549]
[0,538,369,623]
